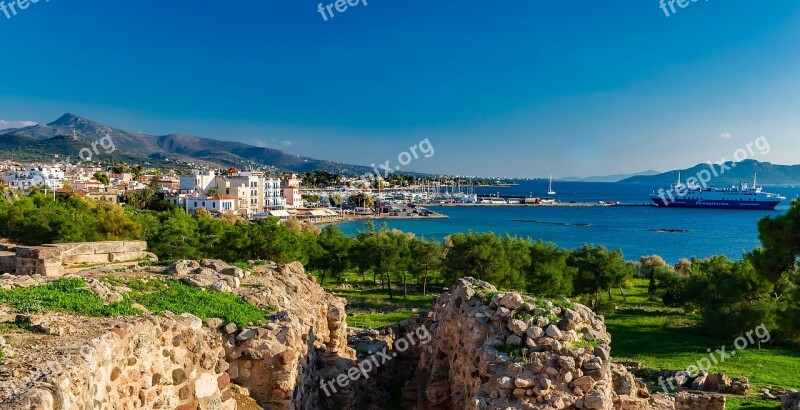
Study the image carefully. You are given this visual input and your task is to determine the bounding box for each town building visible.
[165,192,236,214]
[0,165,65,190]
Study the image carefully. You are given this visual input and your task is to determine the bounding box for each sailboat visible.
[538,176,557,205]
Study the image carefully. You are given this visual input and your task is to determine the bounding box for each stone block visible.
[35,261,65,277]
[92,242,129,254]
[15,246,63,260]
[124,241,148,252]
[14,257,39,268]
[51,243,96,257]
[63,253,112,265]
[109,251,146,263]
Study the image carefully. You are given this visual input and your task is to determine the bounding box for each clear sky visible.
[1,0,799,178]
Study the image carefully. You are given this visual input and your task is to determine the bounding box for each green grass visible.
[0,277,270,328]
[727,396,781,410]
[138,258,178,267]
[319,270,439,328]
[0,277,140,316]
[497,343,525,360]
[573,338,601,349]
[346,311,422,328]
[0,347,5,361]
[332,288,435,311]
[612,278,665,308]
[133,280,270,327]
[606,308,800,391]
[606,279,800,391]
[102,276,126,287]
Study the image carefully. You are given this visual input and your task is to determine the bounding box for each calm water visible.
[337,181,800,263]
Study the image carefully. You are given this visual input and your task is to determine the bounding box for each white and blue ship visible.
[650,174,786,210]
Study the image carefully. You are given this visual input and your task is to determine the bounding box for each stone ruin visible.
[0,259,358,410]
[0,241,156,277]
[0,255,793,410]
[402,277,728,410]
[2,313,232,410]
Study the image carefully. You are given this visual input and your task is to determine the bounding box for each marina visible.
[333,181,800,263]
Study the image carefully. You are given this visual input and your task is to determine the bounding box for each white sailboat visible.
[547,176,556,195]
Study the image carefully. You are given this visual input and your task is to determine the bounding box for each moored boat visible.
[650,174,785,210]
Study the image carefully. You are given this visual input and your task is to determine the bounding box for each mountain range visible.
[561,170,661,183]
[0,114,375,174]
[619,160,800,185]
[2,114,800,184]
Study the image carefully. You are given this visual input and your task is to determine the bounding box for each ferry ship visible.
[650,174,785,210]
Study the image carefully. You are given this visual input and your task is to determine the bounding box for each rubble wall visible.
[2,313,233,410]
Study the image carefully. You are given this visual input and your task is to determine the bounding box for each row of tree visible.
[1,189,798,341]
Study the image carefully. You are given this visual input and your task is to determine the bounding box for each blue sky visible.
[1,0,799,178]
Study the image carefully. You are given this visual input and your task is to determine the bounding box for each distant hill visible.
[0,113,376,174]
[562,170,661,183]
[619,160,800,185]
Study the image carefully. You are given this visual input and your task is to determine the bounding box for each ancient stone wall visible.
[406,277,653,410]
[673,392,726,410]
[0,241,154,276]
[2,313,233,410]
[219,261,356,410]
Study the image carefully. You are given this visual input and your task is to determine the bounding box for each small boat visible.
[547,176,556,195]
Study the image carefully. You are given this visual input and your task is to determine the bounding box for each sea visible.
[336,181,800,263]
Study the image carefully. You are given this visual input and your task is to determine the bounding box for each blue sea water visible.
[336,181,800,263]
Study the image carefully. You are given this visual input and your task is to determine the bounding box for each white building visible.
[179,170,217,193]
[1,166,65,190]
[227,171,264,216]
[265,177,286,209]
[165,192,236,214]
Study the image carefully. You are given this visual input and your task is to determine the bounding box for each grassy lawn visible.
[318,270,439,328]
[0,277,269,327]
[614,278,665,308]
[727,397,781,410]
[606,309,800,390]
[332,289,436,328]
[606,280,800,392]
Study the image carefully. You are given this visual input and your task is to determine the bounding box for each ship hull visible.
[650,197,781,210]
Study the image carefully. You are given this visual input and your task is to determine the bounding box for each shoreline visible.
[320,213,450,224]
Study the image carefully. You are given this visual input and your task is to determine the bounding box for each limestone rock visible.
[498,292,524,310]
